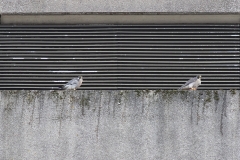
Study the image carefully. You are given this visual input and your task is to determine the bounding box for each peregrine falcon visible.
[178,75,201,90]
[61,76,83,90]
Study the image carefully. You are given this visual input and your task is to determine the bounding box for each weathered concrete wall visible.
[1,0,240,24]
[0,0,240,13]
[0,90,239,160]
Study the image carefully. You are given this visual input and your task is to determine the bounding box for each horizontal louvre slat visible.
[0,24,239,90]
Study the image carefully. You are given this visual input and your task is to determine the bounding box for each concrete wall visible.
[0,90,239,160]
[1,0,240,24]
[0,0,240,13]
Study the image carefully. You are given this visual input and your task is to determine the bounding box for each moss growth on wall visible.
[153,90,161,95]
[80,95,90,107]
[204,90,212,106]
[214,91,219,101]
[161,90,179,102]
[26,91,39,104]
[162,90,178,97]
[7,90,20,95]
[50,91,64,100]
[230,89,236,95]
[134,90,142,97]
[145,89,150,94]
[4,105,13,113]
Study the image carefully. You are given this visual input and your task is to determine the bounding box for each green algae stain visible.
[204,90,212,106]
[80,95,90,107]
[214,91,219,101]
[230,89,236,95]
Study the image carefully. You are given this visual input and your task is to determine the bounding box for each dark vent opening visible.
[0,24,239,90]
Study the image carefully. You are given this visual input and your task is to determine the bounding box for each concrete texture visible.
[0,0,240,13]
[0,90,239,160]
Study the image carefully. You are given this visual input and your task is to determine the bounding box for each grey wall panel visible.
[0,0,240,13]
[0,90,239,160]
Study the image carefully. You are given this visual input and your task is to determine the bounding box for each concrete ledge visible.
[0,90,239,159]
[1,14,240,24]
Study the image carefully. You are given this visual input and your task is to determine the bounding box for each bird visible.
[178,75,201,90]
[61,76,83,90]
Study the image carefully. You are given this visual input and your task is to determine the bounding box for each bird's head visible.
[197,75,201,79]
[79,76,83,80]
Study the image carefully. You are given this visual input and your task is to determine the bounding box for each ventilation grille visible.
[0,24,239,90]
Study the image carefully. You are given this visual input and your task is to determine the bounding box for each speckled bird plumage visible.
[62,76,83,90]
[178,75,201,90]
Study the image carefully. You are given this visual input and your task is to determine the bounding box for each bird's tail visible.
[178,86,189,90]
[178,85,184,90]
[178,87,183,91]
[60,85,66,90]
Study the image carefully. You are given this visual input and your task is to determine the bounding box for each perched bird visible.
[178,75,201,90]
[61,76,83,90]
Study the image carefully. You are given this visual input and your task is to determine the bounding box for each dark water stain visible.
[112,92,119,118]
[107,91,112,115]
[37,92,44,124]
[190,92,195,124]
[29,104,36,126]
[196,91,201,125]
[220,91,228,136]
[204,90,212,107]
[58,105,64,136]
[141,94,145,114]
[214,91,220,112]
[95,93,102,142]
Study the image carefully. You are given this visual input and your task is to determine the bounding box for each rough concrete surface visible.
[0,90,239,160]
[0,0,240,13]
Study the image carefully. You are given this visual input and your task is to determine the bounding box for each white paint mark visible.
[41,58,48,59]
[52,71,77,73]
[82,71,98,72]
[54,81,66,82]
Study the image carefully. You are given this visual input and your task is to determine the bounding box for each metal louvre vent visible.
[0,24,239,90]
